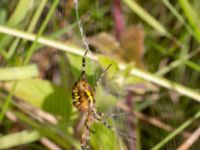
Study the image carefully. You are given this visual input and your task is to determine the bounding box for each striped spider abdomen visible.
[72,79,95,112]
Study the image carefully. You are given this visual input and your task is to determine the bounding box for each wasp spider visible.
[72,50,135,150]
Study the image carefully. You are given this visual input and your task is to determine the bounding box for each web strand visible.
[74,0,90,53]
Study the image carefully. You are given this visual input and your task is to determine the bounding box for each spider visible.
[72,49,136,150]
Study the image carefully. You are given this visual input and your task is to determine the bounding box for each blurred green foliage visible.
[0,0,200,150]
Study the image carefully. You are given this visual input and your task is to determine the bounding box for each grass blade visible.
[151,109,200,150]
[0,26,200,102]
[0,64,38,81]
[123,0,169,36]
[179,0,200,42]
[0,130,41,149]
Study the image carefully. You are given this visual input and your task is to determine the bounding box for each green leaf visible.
[91,123,124,150]
[4,79,72,117]
[6,0,33,27]
[0,64,39,81]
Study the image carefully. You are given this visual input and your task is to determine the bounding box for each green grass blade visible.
[0,81,17,122]
[0,25,200,102]
[156,49,200,75]
[179,0,200,43]
[151,109,200,150]
[185,60,200,72]
[0,0,32,49]
[24,0,59,65]
[0,25,89,59]
[0,130,41,149]
[27,0,48,33]
[162,0,194,37]
[6,38,20,59]
[7,0,48,59]
[123,0,169,36]
[125,66,200,102]
[0,0,59,123]
[0,9,7,25]
[6,0,32,27]
[0,64,38,81]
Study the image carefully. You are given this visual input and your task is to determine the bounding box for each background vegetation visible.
[0,0,200,149]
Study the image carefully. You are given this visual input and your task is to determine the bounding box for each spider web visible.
[73,0,136,150]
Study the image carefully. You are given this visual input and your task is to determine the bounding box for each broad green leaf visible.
[6,0,33,27]
[4,79,72,117]
[91,123,125,150]
[0,64,38,81]
[0,130,41,149]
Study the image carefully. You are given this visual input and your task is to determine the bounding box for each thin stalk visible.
[156,49,200,76]
[0,25,200,103]
[151,109,200,150]
[24,0,58,65]
[122,0,169,36]
[0,82,18,122]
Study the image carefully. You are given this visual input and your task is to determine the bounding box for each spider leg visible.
[95,112,112,129]
[95,111,137,141]
[85,122,95,134]
[94,64,112,88]
[81,137,91,150]
[80,111,95,150]
[98,111,132,120]
[81,125,92,150]
[80,49,89,80]
[81,143,91,150]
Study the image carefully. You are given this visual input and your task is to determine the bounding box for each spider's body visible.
[72,79,95,112]
[72,78,97,150]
